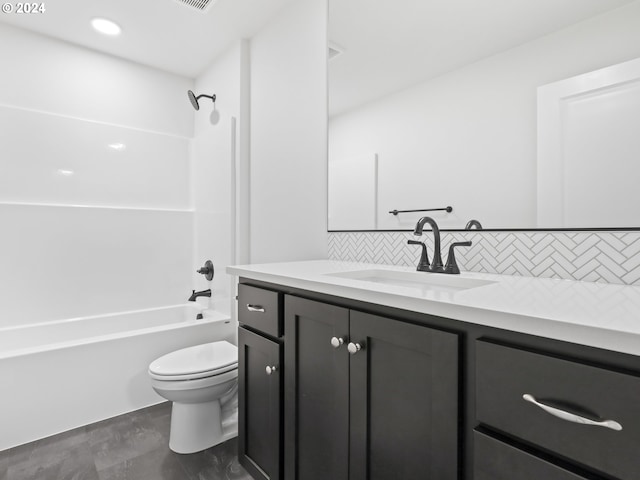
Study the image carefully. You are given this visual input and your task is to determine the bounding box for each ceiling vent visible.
[174,0,217,12]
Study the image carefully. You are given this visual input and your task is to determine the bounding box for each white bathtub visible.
[0,304,235,451]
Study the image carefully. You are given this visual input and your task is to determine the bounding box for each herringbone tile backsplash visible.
[327,231,640,286]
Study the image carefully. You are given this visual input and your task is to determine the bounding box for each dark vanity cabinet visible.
[237,278,640,480]
[284,296,459,480]
[475,340,640,480]
[238,285,284,480]
[238,285,459,480]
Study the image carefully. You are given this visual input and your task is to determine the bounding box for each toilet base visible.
[168,399,238,454]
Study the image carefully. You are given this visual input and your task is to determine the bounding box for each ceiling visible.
[1,0,635,113]
[0,0,293,78]
[328,0,636,116]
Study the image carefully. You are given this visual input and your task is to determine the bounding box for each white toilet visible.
[148,340,238,454]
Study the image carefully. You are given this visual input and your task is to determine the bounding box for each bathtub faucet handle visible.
[196,260,215,281]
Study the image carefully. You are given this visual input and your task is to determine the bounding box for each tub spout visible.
[188,289,211,302]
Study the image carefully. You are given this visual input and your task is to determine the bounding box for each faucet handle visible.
[196,260,215,281]
[407,240,430,272]
[444,241,472,274]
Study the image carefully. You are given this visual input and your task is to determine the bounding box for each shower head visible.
[187,90,216,111]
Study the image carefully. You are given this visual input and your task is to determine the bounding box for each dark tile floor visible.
[0,402,253,480]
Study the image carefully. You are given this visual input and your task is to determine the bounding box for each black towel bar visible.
[389,206,453,216]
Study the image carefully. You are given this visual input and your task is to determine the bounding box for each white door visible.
[538,57,640,228]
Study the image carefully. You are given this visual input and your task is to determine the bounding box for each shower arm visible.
[196,94,216,102]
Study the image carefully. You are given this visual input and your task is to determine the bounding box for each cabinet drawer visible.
[238,284,283,338]
[474,432,590,480]
[476,340,640,480]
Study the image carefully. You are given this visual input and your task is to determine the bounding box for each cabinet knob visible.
[347,342,363,355]
[265,365,278,375]
[330,337,345,348]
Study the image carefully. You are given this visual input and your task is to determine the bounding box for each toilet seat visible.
[149,341,238,381]
[150,368,238,392]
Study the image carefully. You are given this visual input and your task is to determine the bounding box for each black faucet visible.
[465,219,483,230]
[413,217,444,273]
[188,289,211,302]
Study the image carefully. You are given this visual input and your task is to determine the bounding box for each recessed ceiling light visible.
[91,18,122,36]
[56,169,75,177]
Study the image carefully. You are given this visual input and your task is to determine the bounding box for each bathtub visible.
[0,303,235,451]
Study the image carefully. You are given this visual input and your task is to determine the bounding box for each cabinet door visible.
[238,327,282,480]
[349,311,459,480]
[284,296,349,480]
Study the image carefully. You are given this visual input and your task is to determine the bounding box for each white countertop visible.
[227,260,640,357]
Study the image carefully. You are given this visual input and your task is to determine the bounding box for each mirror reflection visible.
[328,0,640,231]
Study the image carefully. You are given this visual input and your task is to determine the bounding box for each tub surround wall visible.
[328,230,640,286]
[0,205,193,328]
[0,24,194,327]
[0,106,191,209]
[191,40,250,302]
[0,24,193,137]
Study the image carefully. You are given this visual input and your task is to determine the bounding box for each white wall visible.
[249,0,328,263]
[0,25,192,137]
[0,24,195,326]
[328,2,640,230]
[191,40,250,304]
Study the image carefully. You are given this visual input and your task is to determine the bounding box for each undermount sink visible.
[327,269,496,293]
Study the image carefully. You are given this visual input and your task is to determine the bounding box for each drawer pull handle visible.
[265,365,278,375]
[522,394,623,431]
[246,304,265,313]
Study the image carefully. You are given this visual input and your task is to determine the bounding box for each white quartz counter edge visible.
[227,260,640,357]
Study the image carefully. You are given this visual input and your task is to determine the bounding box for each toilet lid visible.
[149,341,237,378]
